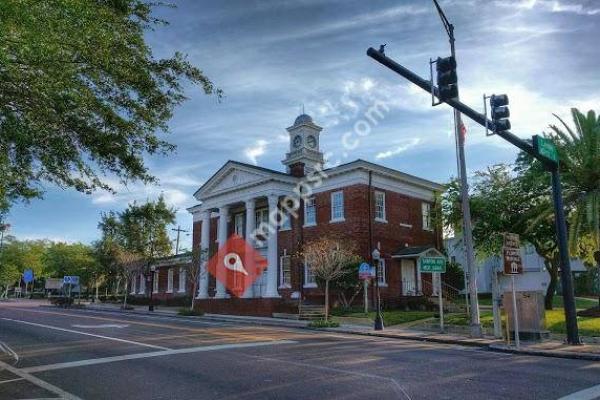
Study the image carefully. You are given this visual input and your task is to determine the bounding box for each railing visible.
[421,279,461,302]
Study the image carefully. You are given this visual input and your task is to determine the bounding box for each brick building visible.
[187,114,445,316]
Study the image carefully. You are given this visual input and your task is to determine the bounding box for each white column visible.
[215,205,230,298]
[264,194,280,298]
[242,199,256,298]
[416,259,423,295]
[197,210,210,299]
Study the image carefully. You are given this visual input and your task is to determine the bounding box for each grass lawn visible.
[444,308,600,337]
[473,295,598,310]
[332,308,435,326]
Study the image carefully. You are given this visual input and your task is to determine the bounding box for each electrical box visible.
[502,290,550,341]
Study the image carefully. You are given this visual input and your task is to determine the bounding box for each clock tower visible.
[282,114,324,175]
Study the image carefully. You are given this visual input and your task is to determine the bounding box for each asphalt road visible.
[0,303,599,400]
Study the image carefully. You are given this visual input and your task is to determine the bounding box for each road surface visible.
[0,302,599,399]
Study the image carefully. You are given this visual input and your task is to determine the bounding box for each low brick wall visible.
[194,298,299,317]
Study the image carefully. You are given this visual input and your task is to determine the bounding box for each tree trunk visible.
[545,260,559,310]
[191,281,197,311]
[325,280,329,321]
[123,280,128,308]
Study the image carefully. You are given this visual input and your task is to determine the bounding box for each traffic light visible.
[436,56,458,102]
[490,94,510,132]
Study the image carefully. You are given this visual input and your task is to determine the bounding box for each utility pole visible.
[172,226,189,255]
[432,0,481,337]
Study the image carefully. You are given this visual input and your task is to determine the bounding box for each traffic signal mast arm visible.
[366,46,580,345]
[366,47,546,166]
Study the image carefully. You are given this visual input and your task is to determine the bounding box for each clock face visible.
[307,135,317,148]
[293,135,302,148]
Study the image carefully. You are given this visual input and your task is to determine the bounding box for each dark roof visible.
[392,246,435,257]
[294,113,313,125]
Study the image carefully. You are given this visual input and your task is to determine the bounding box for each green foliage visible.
[308,319,340,328]
[178,308,204,317]
[0,236,48,280]
[0,0,219,209]
[42,242,98,286]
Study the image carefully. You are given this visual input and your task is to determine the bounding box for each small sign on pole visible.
[358,263,372,280]
[503,233,521,348]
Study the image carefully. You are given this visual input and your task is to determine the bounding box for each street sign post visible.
[420,256,447,332]
[502,233,522,348]
[23,269,34,295]
[358,263,372,313]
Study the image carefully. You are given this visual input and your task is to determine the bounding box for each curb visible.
[488,344,600,362]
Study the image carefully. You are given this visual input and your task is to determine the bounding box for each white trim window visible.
[138,274,146,294]
[280,254,291,288]
[422,202,432,231]
[375,191,386,222]
[377,259,387,286]
[234,213,244,237]
[330,191,344,222]
[304,263,317,288]
[167,268,173,293]
[130,276,136,294]
[255,208,269,247]
[280,207,292,231]
[178,267,186,293]
[153,271,159,293]
[304,197,316,226]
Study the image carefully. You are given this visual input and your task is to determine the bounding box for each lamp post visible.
[148,265,156,312]
[372,248,384,331]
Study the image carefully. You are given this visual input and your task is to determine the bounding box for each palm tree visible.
[548,108,600,308]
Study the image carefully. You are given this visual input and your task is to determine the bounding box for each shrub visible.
[308,319,340,328]
[178,308,204,316]
[50,296,74,307]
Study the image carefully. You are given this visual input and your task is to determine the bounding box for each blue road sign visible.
[358,262,372,280]
[23,269,34,283]
[63,276,80,285]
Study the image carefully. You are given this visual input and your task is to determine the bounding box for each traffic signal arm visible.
[366,47,551,167]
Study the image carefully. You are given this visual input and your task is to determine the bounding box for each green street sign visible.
[419,257,446,273]
[533,135,559,164]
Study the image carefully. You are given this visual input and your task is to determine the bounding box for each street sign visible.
[63,275,80,285]
[419,257,447,273]
[503,233,523,275]
[358,262,372,280]
[23,269,34,283]
[533,135,559,165]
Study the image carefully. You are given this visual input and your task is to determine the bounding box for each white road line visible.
[558,384,600,400]
[22,340,296,373]
[0,359,83,400]
[0,377,25,384]
[1,317,170,351]
[0,340,19,363]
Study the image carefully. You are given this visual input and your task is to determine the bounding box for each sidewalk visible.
[69,302,600,362]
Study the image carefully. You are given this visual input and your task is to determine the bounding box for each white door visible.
[401,259,417,296]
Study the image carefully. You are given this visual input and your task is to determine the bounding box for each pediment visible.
[195,161,290,200]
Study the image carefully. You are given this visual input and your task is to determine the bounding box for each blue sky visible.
[6,0,600,251]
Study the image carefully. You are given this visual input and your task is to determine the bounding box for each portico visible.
[191,162,300,300]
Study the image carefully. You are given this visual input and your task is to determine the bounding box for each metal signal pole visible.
[433,0,481,337]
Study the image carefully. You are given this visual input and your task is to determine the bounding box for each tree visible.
[0,1,220,210]
[96,196,175,300]
[538,109,600,307]
[187,248,208,311]
[42,242,98,289]
[444,164,562,309]
[116,248,143,308]
[302,237,361,320]
[0,236,48,293]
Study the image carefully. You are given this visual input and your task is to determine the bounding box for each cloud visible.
[375,138,421,159]
[495,0,600,15]
[244,139,268,165]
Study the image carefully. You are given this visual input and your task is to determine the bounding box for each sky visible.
[6,0,600,251]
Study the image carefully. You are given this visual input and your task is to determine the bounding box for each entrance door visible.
[401,259,417,296]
